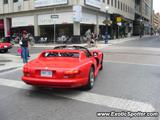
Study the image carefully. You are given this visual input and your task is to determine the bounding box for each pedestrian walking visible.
[20,31,29,64]
[104,32,108,44]
[85,29,92,47]
[91,32,96,47]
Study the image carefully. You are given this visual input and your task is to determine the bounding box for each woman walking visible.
[20,31,29,64]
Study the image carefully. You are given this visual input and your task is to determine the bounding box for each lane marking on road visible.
[104,60,160,67]
[0,78,155,112]
[0,67,22,75]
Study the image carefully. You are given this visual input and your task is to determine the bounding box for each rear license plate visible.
[41,70,52,77]
[4,46,7,48]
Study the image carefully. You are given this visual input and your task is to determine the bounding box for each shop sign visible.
[117,22,122,26]
[116,17,122,22]
[73,5,82,22]
[12,16,34,28]
[85,0,101,8]
[34,0,68,7]
[38,12,73,25]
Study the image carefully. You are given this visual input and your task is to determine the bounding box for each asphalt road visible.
[0,36,160,120]
[115,35,160,48]
[6,46,52,56]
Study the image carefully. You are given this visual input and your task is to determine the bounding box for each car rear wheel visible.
[83,67,95,90]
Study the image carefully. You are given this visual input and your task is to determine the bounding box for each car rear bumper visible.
[0,48,8,50]
[22,76,88,88]
[0,46,12,50]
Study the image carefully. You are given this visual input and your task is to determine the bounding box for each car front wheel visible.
[83,67,95,90]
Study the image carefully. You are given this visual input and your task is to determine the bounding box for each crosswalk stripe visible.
[0,78,155,112]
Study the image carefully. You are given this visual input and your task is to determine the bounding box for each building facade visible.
[0,0,135,42]
[134,0,153,36]
[153,12,160,33]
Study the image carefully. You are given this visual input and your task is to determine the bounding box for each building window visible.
[3,0,8,4]
[121,2,123,10]
[107,0,110,5]
[126,5,128,12]
[13,0,18,2]
[115,0,117,8]
[118,0,120,9]
[123,3,125,11]
[111,0,113,6]
[103,0,105,3]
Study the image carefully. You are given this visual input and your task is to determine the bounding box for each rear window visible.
[43,52,80,58]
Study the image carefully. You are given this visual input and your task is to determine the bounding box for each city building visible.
[153,12,160,33]
[103,0,135,39]
[0,0,134,42]
[133,0,153,36]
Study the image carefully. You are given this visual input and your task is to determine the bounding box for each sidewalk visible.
[14,36,140,50]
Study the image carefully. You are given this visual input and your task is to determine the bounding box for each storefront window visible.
[3,0,8,4]
[13,0,18,3]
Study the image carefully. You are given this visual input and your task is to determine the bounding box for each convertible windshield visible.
[43,52,79,58]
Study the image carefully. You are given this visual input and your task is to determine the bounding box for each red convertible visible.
[22,46,103,90]
[0,41,12,53]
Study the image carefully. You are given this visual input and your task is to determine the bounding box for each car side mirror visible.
[93,52,98,57]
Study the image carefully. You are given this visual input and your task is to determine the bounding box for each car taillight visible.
[23,67,31,77]
[64,70,80,75]
[24,72,31,77]
[23,67,28,72]
[64,70,80,78]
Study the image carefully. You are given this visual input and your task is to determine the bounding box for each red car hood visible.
[27,57,81,69]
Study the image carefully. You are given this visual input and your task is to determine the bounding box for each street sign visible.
[50,14,59,44]
[103,20,112,25]
[51,15,59,19]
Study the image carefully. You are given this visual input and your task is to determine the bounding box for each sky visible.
[153,0,160,13]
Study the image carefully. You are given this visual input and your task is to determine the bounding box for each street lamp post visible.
[105,6,109,44]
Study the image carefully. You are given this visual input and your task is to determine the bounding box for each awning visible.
[12,16,34,28]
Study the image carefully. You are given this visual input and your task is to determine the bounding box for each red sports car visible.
[22,46,103,90]
[0,42,12,53]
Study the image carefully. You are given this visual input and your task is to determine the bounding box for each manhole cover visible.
[0,60,12,62]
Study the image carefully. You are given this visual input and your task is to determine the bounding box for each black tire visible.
[4,49,8,53]
[83,67,95,90]
[0,49,8,53]
[100,56,103,70]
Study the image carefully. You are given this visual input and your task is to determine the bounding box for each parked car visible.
[22,46,103,90]
[0,41,12,53]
